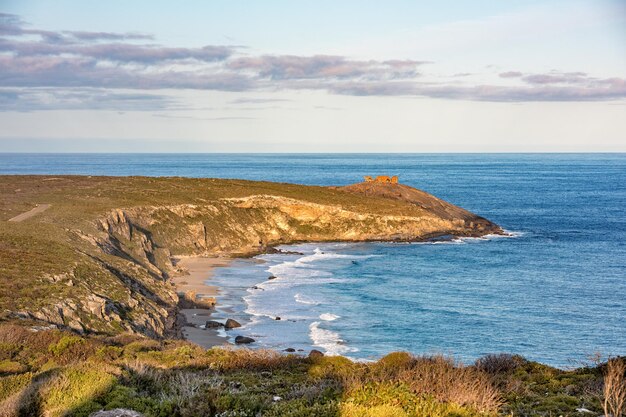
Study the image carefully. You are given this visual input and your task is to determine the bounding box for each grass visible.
[0,325,613,417]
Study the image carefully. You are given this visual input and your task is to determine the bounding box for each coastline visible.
[171,256,232,348]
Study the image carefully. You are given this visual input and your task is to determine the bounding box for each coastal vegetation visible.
[0,324,616,417]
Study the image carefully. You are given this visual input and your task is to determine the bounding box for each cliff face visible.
[0,177,502,338]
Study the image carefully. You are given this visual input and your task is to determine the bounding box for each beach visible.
[171,256,232,348]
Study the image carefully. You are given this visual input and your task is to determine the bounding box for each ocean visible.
[2,153,625,367]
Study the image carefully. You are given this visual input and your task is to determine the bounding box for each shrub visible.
[343,382,476,417]
[48,335,84,356]
[40,365,117,417]
[475,354,526,374]
[207,347,300,371]
[603,357,626,417]
[0,360,27,375]
[0,372,33,402]
[308,355,357,380]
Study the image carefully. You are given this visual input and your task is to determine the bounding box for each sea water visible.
[2,153,625,367]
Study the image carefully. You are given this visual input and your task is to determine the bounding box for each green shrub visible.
[0,359,28,375]
[48,335,84,356]
[40,365,117,417]
[308,355,357,380]
[0,372,33,402]
[344,382,477,417]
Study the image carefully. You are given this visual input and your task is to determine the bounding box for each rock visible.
[89,409,144,417]
[235,335,255,344]
[308,349,324,359]
[205,320,223,328]
[284,348,295,352]
[275,316,281,320]
[268,275,277,280]
[224,318,241,329]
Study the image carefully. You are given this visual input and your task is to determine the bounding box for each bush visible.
[39,365,117,417]
[0,360,27,375]
[48,335,84,356]
[475,354,526,374]
[0,372,33,402]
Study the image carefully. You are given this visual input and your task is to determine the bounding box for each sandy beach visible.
[172,256,232,348]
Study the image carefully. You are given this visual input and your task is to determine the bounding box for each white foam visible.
[319,313,340,321]
[309,321,358,356]
[295,293,320,305]
[267,247,378,279]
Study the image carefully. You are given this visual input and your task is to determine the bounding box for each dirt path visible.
[8,204,51,222]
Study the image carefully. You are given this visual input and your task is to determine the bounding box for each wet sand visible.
[172,256,232,348]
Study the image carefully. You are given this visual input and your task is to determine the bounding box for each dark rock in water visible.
[264,247,304,255]
[284,348,296,352]
[235,335,255,344]
[308,349,324,359]
[224,318,241,329]
[351,260,358,265]
[275,316,281,320]
[268,275,277,280]
[297,349,304,352]
[205,320,223,329]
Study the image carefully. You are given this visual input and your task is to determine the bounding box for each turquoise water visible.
[2,153,625,366]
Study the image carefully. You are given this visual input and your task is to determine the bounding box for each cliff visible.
[0,176,502,337]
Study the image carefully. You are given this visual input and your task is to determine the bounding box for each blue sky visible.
[0,0,624,152]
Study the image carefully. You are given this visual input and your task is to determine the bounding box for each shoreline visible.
[169,233,516,353]
[171,256,233,348]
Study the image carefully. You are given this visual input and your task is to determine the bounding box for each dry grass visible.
[604,357,626,417]
[206,347,302,371]
[310,353,502,415]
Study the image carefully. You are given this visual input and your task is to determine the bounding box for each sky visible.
[0,0,624,152]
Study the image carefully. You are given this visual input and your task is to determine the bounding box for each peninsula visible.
[0,176,614,417]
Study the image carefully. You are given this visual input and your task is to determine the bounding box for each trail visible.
[8,204,51,222]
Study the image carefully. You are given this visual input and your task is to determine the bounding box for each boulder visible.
[308,349,324,359]
[268,275,277,280]
[235,335,255,344]
[284,348,296,353]
[205,320,223,329]
[224,318,241,329]
[275,316,281,320]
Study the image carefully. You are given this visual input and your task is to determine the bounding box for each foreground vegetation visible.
[0,324,619,417]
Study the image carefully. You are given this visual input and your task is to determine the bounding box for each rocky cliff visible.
[0,176,503,338]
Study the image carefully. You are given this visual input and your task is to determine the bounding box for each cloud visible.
[227,55,425,80]
[1,12,625,109]
[499,71,523,78]
[0,87,176,112]
[229,97,291,104]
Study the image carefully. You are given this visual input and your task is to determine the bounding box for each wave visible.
[319,313,340,321]
[405,230,524,246]
[309,321,357,356]
[268,247,378,278]
[295,293,320,305]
